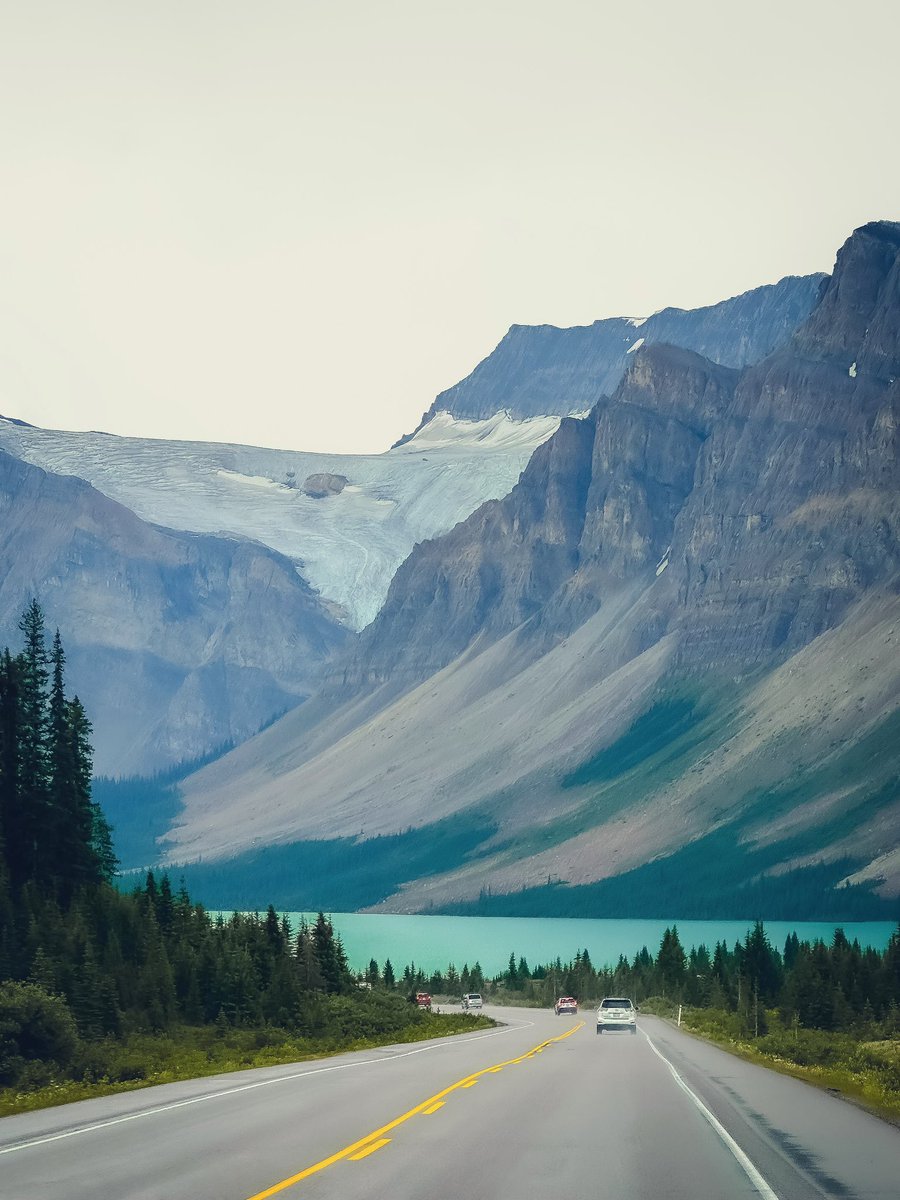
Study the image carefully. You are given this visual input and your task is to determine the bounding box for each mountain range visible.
[162,221,900,917]
[2,223,896,919]
[0,270,821,777]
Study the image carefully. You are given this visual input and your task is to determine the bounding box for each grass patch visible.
[0,1009,494,1118]
[654,1005,900,1123]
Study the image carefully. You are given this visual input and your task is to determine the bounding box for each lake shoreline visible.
[217,912,898,976]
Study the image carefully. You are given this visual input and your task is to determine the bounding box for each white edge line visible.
[643,1032,780,1200]
[0,1018,534,1158]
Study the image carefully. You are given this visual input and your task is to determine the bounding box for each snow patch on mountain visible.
[216,469,287,491]
[393,409,561,452]
[0,412,558,630]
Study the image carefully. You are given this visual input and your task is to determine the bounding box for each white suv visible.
[462,993,483,1010]
[596,997,637,1034]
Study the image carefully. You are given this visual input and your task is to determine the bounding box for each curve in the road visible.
[245,1020,585,1200]
[0,1020,534,1162]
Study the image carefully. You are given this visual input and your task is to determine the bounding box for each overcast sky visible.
[1,1,898,454]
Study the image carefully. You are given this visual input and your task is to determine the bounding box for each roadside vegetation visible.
[639,999,900,1120]
[0,604,490,1117]
[400,922,900,1121]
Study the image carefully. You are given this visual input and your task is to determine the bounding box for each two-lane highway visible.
[1,1006,897,1199]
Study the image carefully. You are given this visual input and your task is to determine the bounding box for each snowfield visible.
[0,410,559,630]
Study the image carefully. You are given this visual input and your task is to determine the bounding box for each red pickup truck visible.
[416,992,432,1010]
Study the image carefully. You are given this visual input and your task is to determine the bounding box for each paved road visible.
[1,1007,897,1199]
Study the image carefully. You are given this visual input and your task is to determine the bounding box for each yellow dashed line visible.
[422,1101,444,1115]
[244,1020,584,1200]
[349,1138,391,1161]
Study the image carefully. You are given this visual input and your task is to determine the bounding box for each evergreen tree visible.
[657,926,687,994]
[0,651,22,890]
[156,874,176,938]
[0,609,115,900]
[67,696,115,883]
[742,921,782,1005]
[295,920,324,992]
[48,637,99,899]
[15,602,52,888]
[312,912,350,993]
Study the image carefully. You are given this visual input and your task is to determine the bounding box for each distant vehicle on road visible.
[555,996,578,1015]
[596,997,637,1034]
[416,992,432,1010]
[462,993,483,1010]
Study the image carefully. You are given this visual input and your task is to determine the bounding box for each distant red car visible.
[416,992,432,1010]
[555,996,578,1015]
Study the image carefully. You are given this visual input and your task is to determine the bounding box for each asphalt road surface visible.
[1,1007,898,1199]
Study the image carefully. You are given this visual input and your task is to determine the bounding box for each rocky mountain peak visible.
[395,272,824,440]
[794,220,900,378]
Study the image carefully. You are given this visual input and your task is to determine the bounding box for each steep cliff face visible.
[351,344,740,685]
[663,222,900,666]
[404,272,823,430]
[346,416,595,688]
[577,346,736,584]
[794,220,900,375]
[0,450,346,775]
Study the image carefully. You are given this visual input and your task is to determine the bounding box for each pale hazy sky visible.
[2,1,898,454]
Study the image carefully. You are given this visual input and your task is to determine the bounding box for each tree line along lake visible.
[243,913,899,976]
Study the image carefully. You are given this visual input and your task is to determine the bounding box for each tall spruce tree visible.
[48,634,96,898]
[0,650,21,887]
[66,696,116,883]
[15,601,51,888]
[0,605,116,901]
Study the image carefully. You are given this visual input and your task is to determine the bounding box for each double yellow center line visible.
[246,1020,585,1199]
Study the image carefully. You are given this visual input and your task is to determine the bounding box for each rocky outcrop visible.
[302,472,348,498]
[0,449,346,775]
[398,272,823,435]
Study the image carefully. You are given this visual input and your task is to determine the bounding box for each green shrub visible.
[0,983,79,1086]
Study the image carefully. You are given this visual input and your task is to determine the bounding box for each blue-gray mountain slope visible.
[0,449,346,776]
[399,272,824,434]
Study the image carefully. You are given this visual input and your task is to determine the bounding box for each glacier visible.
[0,410,559,630]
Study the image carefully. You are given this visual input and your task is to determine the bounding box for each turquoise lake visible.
[276,913,898,975]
